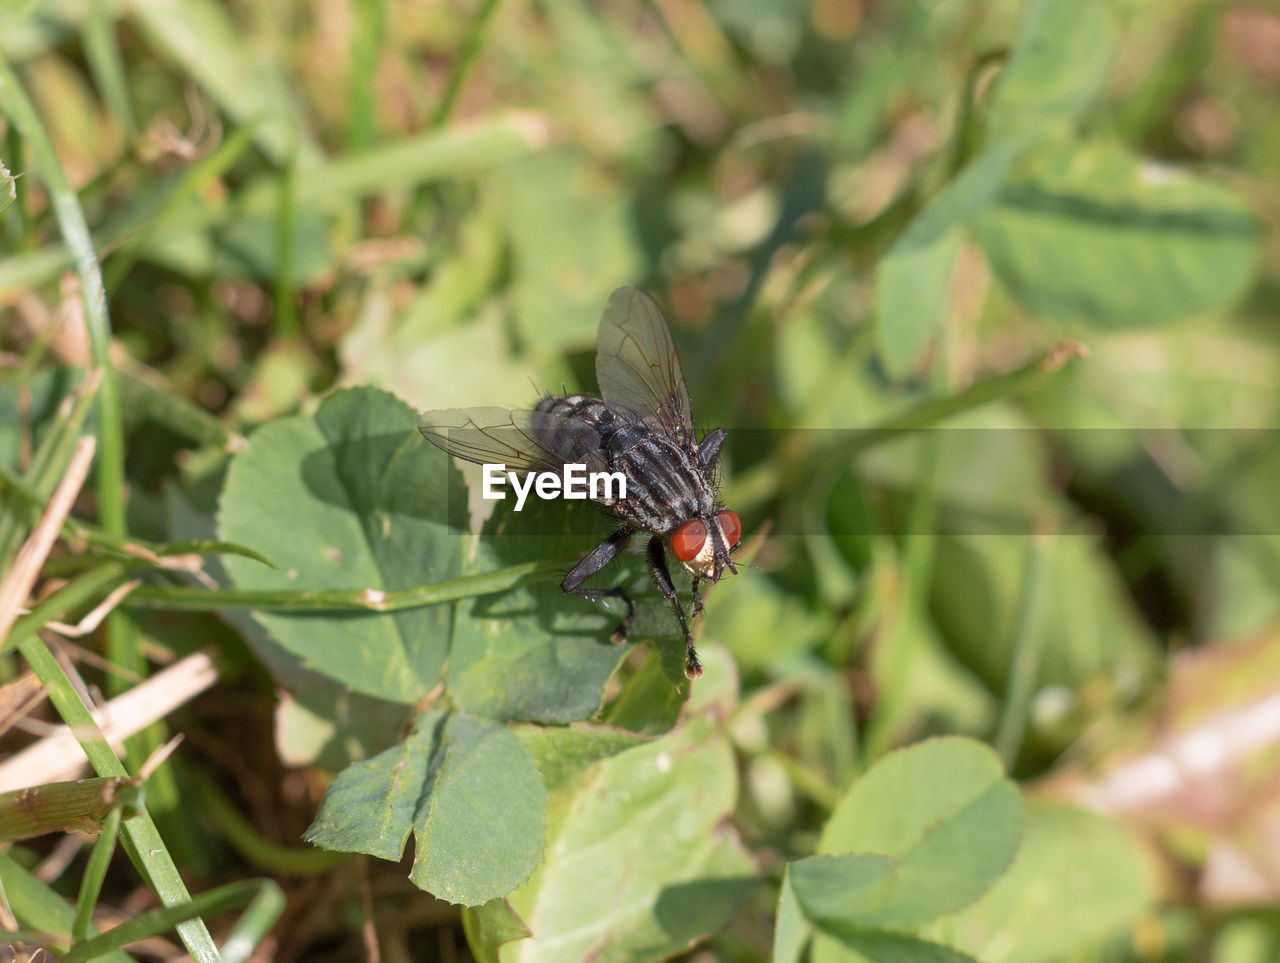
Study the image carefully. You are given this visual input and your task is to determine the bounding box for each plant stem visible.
[125,559,556,613]
[727,341,1085,512]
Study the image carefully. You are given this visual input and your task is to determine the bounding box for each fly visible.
[417,286,741,679]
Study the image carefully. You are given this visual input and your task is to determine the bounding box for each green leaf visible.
[410,713,547,903]
[817,737,1024,927]
[499,151,643,352]
[462,899,532,963]
[813,929,980,963]
[790,853,897,926]
[446,498,636,722]
[928,801,1153,963]
[876,140,1021,375]
[304,713,442,862]
[601,648,690,735]
[503,713,757,961]
[773,867,813,963]
[514,723,648,795]
[306,711,547,906]
[974,139,1259,328]
[987,0,1115,137]
[219,387,466,703]
[876,226,960,377]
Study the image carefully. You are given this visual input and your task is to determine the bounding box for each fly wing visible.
[595,287,695,445]
[417,407,564,472]
[417,406,609,475]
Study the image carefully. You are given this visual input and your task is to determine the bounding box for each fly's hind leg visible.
[562,527,635,644]
[646,536,702,679]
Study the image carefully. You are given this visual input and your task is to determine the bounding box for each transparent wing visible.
[595,287,695,444]
[417,406,609,475]
[417,407,565,472]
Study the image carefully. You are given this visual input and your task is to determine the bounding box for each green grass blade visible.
[15,634,219,960]
[72,802,125,942]
[82,0,137,140]
[430,0,505,128]
[0,851,136,962]
[993,533,1053,768]
[60,878,285,963]
[345,0,384,150]
[125,558,554,612]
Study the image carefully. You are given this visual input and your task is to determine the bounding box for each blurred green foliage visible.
[3,0,1280,958]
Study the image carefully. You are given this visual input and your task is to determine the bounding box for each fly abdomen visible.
[535,396,639,449]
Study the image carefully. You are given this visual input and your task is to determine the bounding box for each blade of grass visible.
[82,0,137,141]
[60,878,285,963]
[861,432,941,762]
[861,337,952,762]
[273,152,298,339]
[1,563,127,657]
[0,367,101,571]
[0,649,219,791]
[0,57,143,719]
[1,153,15,215]
[345,0,385,150]
[994,531,1053,768]
[0,469,271,572]
[0,776,141,841]
[255,114,546,208]
[72,802,125,943]
[430,0,505,128]
[0,851,135,963]
[15,634,219,959]
[2,127,27,245]
[0,61,124,538]
[125,557,557,612]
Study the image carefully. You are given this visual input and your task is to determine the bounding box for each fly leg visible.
[690,577,704,619]
[646,536,702,679]
[562,527,635,644]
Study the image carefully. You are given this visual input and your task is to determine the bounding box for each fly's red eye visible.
[717,510,741,549]
[671,519,708,561]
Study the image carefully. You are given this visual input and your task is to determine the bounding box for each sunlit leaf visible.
[817,738,1024,927]
[974,140,1259,328]
[500,713,757,961]
[220,387,466,703]
[306,710,547,906]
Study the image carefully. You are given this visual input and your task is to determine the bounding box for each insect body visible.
[417,287,740,679]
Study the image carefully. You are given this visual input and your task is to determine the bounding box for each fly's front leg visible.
[562,527,635,644]
[646,536,702,679]
[690,577,704,618]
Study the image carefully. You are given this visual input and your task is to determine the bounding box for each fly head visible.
[670,509,741,581]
